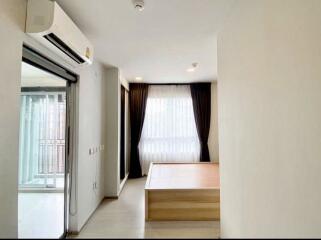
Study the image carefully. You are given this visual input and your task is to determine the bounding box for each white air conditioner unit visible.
[26,0,94,67]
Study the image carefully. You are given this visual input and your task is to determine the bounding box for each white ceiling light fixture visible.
[132,0,145,12]
[135,76,143,81]
[187,62,199,73]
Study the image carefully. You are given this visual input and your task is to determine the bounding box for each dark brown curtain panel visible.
[129,83,149,178]
[190,83,211,162]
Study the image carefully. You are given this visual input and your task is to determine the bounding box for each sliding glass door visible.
[19,91,66,189]
[18,46,77,239]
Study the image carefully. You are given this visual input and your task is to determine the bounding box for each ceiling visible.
[57,0,235,83]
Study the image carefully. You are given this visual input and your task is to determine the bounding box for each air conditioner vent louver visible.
[26,0,93,67]
[44,33,85,64]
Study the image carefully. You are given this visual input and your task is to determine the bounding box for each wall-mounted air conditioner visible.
[26,0,94,67]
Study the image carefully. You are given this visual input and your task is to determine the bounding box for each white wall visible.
[0,0,26,237]
[104,68,130,197]
[72,62,107,232]
[218,0,321,238]
[104,67,120,197]
[208,82,219,162]
[0,0,108,235]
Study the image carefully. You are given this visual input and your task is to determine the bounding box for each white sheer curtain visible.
[139,85,200,175]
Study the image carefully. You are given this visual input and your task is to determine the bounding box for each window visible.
[139,85,200,175]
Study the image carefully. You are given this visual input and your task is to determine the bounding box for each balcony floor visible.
[18,192,64,239]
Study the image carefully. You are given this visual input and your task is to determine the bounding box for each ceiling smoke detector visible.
[132,0,145,11]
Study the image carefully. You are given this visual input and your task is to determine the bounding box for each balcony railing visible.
[19,91,66,189]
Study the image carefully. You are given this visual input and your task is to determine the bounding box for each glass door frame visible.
[21,44,78,238]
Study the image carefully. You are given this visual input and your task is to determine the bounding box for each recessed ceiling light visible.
[186,62,199,73]
[135,76,143,81]
[187,68,195,72]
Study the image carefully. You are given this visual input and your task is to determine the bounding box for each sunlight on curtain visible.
[139,85,200,175]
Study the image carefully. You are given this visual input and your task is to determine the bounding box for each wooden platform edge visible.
[145,188,220,221]
[144,163,220,221]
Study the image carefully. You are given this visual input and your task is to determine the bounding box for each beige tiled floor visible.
[71,178,220,239]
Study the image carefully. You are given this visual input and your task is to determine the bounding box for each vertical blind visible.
[138,85,200,175]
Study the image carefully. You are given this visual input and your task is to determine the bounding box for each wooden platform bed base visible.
[145,163,220,221]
